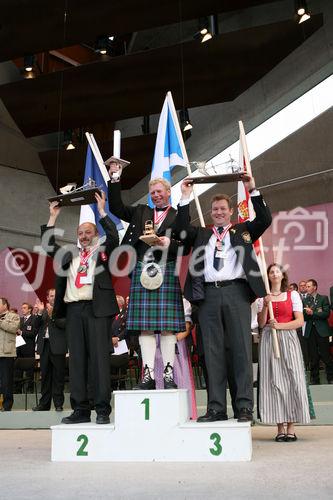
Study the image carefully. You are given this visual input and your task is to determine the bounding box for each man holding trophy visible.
[175,175,272,423]
[107,160,187,390]
[41,192,119,424]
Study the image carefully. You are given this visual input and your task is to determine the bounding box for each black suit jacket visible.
[35,311,67,355]
[174,195,272,303]
[40,215,119,319]
[17,315,37,357]
[108,180,189,261]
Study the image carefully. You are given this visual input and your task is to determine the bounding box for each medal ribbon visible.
[212,224,232,244]
[153,205,171,227]
[75,243,100,288]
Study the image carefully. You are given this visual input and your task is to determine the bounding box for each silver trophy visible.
[186,156,249,184]
[48,178,103,206]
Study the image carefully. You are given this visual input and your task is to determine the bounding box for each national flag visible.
[79,144,123,236]
[237,121,260,254]
[149,91,188,207]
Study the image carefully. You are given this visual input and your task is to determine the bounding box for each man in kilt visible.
[108,160,187,390]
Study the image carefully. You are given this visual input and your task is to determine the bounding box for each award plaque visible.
[139,220,163,246]
[48,179,102,207]
[187,172,250,184]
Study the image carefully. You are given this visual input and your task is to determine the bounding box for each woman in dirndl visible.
[258,263,310,442]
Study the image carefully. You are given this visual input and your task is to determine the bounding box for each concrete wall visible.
[0,88,79,251]
[115,0,333,210]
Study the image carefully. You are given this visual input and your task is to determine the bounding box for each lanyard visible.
[153,205,171,226]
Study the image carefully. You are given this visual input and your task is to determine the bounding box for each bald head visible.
[77,222,98,248]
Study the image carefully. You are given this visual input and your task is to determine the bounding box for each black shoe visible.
[327,380,333,384]
[55,406,63,412]
[163,362,177,389]
[133,365,156,390]
[197,409,228,422]
[61,411,91,424]
[0,407,11,412]
[32,405,50,411]
[237,408,253,423]
[96,414,110,424]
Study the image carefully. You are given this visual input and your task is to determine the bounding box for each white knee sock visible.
[160,334,176,369]
[139,334,156,378]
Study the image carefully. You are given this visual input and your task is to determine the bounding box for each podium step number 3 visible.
[51,390,252,462]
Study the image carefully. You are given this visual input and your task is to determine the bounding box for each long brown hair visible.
[267,263,288,292]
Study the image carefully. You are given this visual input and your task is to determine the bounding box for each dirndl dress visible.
[126,261,185,333]
[259,291,311,424]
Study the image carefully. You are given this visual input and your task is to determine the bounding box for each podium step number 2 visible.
[51,390,252,462]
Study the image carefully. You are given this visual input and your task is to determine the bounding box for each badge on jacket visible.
[100,252,108,262]
[241,231,252,244]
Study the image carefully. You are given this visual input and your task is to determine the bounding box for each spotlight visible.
[24,54,35,72]
[63,130,76,151]
[108,35,115,41]
[95,36,109,55]
[179,108,193,132]
[295,1,311,23]
[194,15,217,43]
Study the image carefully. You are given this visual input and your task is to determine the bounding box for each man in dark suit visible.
[15,303,38,391]
[16,303,37,358]
[174,177,272,422]
[303,279,333,384]
[32,289,67,411]
[107,161,187,390]
[41,192,119,424]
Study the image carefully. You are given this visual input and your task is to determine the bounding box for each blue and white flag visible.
[149,91,189,207]
[79,144,123,236]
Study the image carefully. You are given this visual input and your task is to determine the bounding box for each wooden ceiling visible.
[0,1,324,192]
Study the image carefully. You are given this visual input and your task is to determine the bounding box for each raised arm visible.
[96,191,119,252]
[107,162,136,222]
[40,201,62,258]
[172,179,199,246]
[235,175,271,241]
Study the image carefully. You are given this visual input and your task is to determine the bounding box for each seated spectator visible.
[0,298,20,411]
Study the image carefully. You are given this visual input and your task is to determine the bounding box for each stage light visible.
[179,108,193,132]
[24,54,35,72]
[95,36,109,55]
[194,15,218,43]
[296,1,311,23]
[63,130,76,150]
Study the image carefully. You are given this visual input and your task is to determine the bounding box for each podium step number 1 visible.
[51,390,252,462]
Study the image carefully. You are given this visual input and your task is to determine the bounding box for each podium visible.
[51,390,252,462]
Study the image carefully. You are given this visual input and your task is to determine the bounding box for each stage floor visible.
[1,426,332,499]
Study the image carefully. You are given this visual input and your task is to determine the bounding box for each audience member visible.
[32,289,67,411]
[0,298,20,411]
[303,279,333,384]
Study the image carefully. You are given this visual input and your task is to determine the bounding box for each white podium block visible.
[51,390,252,462]
[114,389,190,430]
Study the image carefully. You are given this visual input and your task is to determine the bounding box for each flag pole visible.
[166,92,205,228]
[239,120,280,359]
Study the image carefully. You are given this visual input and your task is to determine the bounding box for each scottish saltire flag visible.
[237,121,260,254]
[79,144,123,236]
[149,91,188,207]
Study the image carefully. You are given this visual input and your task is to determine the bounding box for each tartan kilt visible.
[126,261,185,332]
